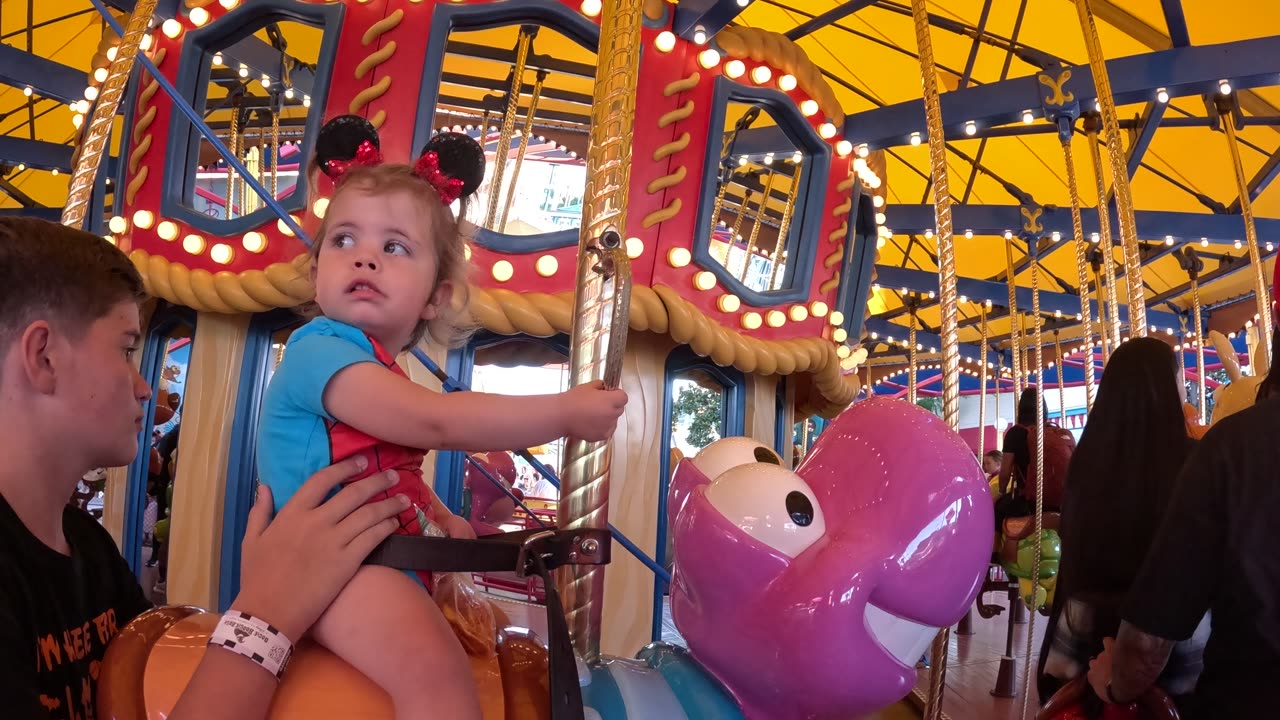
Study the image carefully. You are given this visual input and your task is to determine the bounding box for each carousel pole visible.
[1075,0,1147,336]
[557,0,642,663]
[64,0,160,229]
[909,0,960,715]
[1060,125,1096,411]
[979,304,989,458]
[1218,96,1275,355]
[1022,241,1047,720]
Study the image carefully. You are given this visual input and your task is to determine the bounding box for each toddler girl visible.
[257,116,628,718]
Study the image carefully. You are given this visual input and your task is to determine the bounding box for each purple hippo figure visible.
[660,397,992,719]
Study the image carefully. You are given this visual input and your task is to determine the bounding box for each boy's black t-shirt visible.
[0,492,151,719]
[1002,424,1031,479]
[1122,398,1280,718]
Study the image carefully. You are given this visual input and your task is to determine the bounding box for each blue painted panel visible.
[690,77,830,306]
[219,309,300,611]
[883,203,1280,246]
[160,0,344,237]
[653,346,745,641]
[835,190,877,334]
[0,44,87,104]
[412,0,599,254]
[843,36,1280,148]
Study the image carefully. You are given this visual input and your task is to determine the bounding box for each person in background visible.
[1087,324,1280,719]
[1038,338,1207,712]
[982,450,1003,477]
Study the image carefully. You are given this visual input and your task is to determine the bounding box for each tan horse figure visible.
[1209,329,1267,424]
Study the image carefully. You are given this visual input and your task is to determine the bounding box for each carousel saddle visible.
[98,528,611,720]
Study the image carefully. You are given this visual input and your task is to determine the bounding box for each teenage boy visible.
[0,217,409,718]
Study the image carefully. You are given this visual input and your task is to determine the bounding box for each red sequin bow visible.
[322,140,382,179]
[413,151,465,205]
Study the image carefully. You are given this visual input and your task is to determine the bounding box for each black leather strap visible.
[363,528,610,720]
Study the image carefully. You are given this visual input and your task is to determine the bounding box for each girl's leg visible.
[311,566,482,720]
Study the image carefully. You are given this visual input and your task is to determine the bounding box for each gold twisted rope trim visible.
[356,41,397,80]
[349,76,392,116]
[714,26,843,126]
[820,175,861,294]
[363,9,405,47]
[128,249,857,411]
[663,73,700,97]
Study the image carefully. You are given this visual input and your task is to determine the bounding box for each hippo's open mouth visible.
[864,601,938,668]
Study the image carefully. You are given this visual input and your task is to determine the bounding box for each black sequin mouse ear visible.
[420,132,486,200]
[314,115,381,178]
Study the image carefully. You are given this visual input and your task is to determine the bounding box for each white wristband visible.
[208,610,294,680]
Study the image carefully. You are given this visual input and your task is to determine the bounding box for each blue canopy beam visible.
[871,264,1182,331]
[863,317,986,365]
[0,207,62,221]
[843,36,1280,149]
[0,45,87,105]
[1160,0,1191,48]
[783,0,877,41]
[1126,102,1166,177]
[1227,147,1280,213]
[0,137,74,173]
[883,203,1280,246]
[673,0,752,43]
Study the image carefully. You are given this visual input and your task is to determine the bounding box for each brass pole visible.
[558,0,642,663]
[768,168,802,290]
[65,1,159,229]
[1076,0,1147,336]
[1054,330,1066,424]
[499,69,547,232]
[1192,277,1207,424]
[910,0,960,713]
[908,313,918,405]
[484,30,533,230]
[1220,104,1275,352]
[979,304,989,457]
[739,169,776,282]
[1094,263,1111,364]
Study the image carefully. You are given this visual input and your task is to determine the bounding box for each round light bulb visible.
[910,132,921,146]
[108,216,128,234]
[800,99,818,117]
[189,7,210,26]
[182,234,206,255]
[717,294,741,313]
[212,52,224,66]
[93,68,108,83]
[766,310,786,328]
[492,260,514,282]
[312,197,329,219]
[654,31,676,53]
[750,65,772,84]
[210,243,234,264]
[965,121,977,136]
[132,210,154,229]
[157,221,178,240]
[789,305,808,322]
[741,312,762,330]
[778,74,797,92]
[1219,79,1231,95]
[694,271,717,291]
[161,19,183,38]
[668,247,691,268]
[242,231,266,253]
[1156,88,1169,103]
[692,28,707,45]
[835,140,852,157]
[580,0,602,16]
[1022,110,1034,124]
[625,237,644,259]
[810,301,828,317]
[698,49,721,69]
[724,60,745,79]
[818,122,836,139]
[535,255,558,277]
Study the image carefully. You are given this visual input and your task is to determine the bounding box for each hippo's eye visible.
[691,437,784,482]
[704,463,826,558]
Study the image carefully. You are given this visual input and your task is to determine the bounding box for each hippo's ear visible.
[669,457,712,529]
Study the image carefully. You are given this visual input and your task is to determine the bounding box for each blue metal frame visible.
[160,0,343,236]
[0,137,74,174]
[785,0,877,41]
[835,190,877,336]
[653,345,745,641]
[218,308,301,611]
[0,44,87,104]
[122,304,196,577]
[432,331,571,512]
[672,0,751,42]
[774,375,789,458]
[883,203,1280,247]
[692,77,830,306]
[842,35,1280,149]
[863,317,985,364]
[412,0,598,254]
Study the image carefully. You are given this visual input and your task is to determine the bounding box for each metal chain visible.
[1086,124,1123,349]
[1021,255,1046,720]
[1062,139,1096,411]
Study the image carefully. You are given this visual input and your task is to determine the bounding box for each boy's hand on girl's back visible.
[562,380,628,442]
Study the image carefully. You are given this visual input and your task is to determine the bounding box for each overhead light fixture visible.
[1219,79,1232,95]
[964,121,977,135]
[1156,87,1169,103]
[1022,110,1034,124]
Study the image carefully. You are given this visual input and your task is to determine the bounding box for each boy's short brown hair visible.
[310,163,474,350]
[0,217,146,354]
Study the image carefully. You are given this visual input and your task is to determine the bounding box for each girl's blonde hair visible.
[310,163,474,351]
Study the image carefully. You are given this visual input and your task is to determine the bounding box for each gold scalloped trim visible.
[714,26,843,126]
[129,251,856,413]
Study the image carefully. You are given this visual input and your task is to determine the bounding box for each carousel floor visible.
[909,586,1050,720]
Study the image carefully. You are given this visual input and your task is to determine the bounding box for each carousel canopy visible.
[2,0,1277,390]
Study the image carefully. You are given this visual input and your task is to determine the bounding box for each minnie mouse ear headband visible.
[314,115,485,206]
